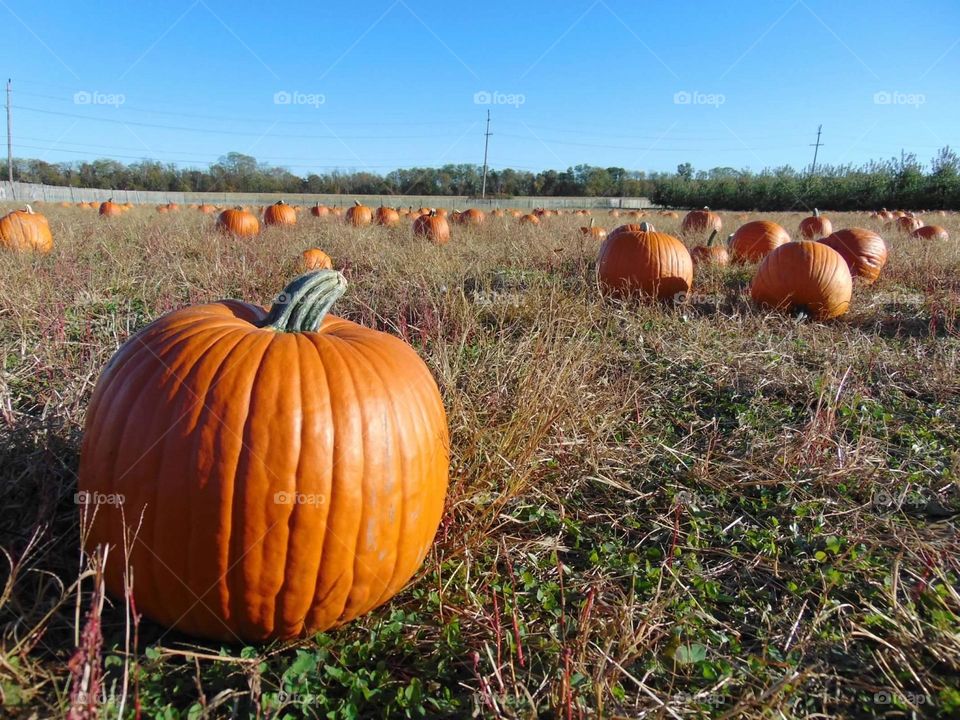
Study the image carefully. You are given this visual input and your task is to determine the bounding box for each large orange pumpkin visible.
[681,207,722,237]
[912,225,948,241]
[346,201,373,227]
[78,271,450,642]
[216,207,260,237]
[798,209,832,239]
[750,241,852,320]
[730,220,790,263]
[413,210,451,243]
[264,200,297,226]
[0,205,53,253]
[301,247,333,270]
[818,228,887,284]
[99,199,123,217]
[597,225,693,300]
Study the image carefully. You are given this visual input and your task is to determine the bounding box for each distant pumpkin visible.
[597,224,692,301]
[681,207,722,236]
[375,206,401,227]
[264,200,297,226]
[99,199,123,217]
[302,247,333,270]
[346,201,373,227]
[818,228,887,284]
[216,207,260,237]
[912,225,948,241]
[798,209,832,239]
[413,210,451,243]
[730,220,790,263]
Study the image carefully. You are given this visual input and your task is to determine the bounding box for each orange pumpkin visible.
[346,201,373,227]
[99,199,123,217]
[198,203,216,214]
[264,200,297,226]
[681,207,722,237]
[518,213,540,226]
[750,241,852,320]
[912,225,948,241]
[798,209,832,239]
[216,207,260,237]
[894,215,922,234]
[310,203,330,218]
[579,218,606,241]
[690,230,730,268]
[730,220,790,263]
[457,208,485,226]
[413,210,451,243]
[818,228,887,284]
[597,224,692,300]
[0,205,53,253]
[375,206,401,227]
[490,209,505,218]
[302,247,333,270]
[78,271,449,642]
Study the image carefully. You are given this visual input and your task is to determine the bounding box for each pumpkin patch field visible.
[1,203,959,717]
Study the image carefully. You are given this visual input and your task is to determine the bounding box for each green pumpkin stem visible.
[262,270,347,333]
[706,229,718,247]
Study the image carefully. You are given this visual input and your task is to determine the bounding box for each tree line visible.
[6,147,959,209]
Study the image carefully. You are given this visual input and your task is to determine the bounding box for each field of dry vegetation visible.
[1,203,958,718]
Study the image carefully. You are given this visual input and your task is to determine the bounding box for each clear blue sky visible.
[3,0,957,176]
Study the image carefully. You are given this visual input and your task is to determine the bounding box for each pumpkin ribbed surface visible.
[598,229,693,300]
[750,241,852,319]
[818,228,887,284]
[79,273,449,642]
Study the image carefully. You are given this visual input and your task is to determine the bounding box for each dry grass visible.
[1,204,958,717]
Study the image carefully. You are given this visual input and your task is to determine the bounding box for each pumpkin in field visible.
[608,209,621,218]
[818,228,887,284]
[681,207,722,237]
[345,201,373,227]
[750,241,852,320]
[457,208,485,226]
[579,218,606,240]
[912,225,948,241]
[166,202,180,212]
[198,203,216,214]
[301,247,333,270]
[730,220,790,263]
[518,213,540,226]
[310,203,330,218]
[597,223,692,300]
[99,199,123,217]
[490,209,505,218]
[264,200,297,226]
[0,205,53,253]
[894,215,922,234]
[78,270,449,642]
[690,229,730,268]
[216,207,260,237]
[413,210,451,243]
[798,208,832,239]
[375,206,401,227]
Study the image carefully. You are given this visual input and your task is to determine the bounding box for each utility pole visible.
[480,109,491,199]
[6,79,13,198]
[809,124,823,175]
